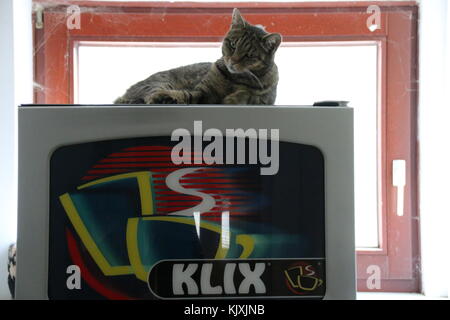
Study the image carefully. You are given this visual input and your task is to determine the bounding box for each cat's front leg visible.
[223,90,251,105]
[145,89,191,105]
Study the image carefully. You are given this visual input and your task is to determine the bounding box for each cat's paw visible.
[223,90,250,104]
[146,91,179,104]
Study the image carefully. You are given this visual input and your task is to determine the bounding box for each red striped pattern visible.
[81,145,259,217]
[109,151,203,157]
[156,201,247,207]
[154,184,257,189]
[155,189,252,195]
[93,163,216,168]
[155,195,248,201]
[124,146,172,151]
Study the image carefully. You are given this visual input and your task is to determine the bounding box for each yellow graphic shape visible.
[59,193,133,276]
[126,218,148,282]
[60,171,255,281]
[78,171,154,215]
[236,234,255,258]
[126,215,255,281]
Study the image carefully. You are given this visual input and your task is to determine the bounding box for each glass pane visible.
[76,43,221,105]
[275,44,379,249]
[76,42,379,248]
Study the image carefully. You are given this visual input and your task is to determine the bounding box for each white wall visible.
[0,0,17,300]
[419,0,450,298]
[0,0,33,299]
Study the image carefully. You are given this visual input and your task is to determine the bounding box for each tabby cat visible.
[114,9,281,105]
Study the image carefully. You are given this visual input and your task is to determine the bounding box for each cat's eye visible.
[229,40,236,48]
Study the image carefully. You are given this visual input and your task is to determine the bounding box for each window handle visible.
[392,160,406,217]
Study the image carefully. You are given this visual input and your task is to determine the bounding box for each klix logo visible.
[172,262,266,296]
[147,259,326,299]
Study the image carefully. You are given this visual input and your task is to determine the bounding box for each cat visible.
[114,9,281,105]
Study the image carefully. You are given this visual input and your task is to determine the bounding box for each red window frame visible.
[33,0,420,292]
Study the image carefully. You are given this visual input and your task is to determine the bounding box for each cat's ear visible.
[263,33,282,52]
[231,8,246,28]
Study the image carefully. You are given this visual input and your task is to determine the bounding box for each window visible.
[33,0,419,292]
[77,42,379,250]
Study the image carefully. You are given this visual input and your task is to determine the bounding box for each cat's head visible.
[222,9,282,74]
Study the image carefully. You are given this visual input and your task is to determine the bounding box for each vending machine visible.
[16,105,355,300]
